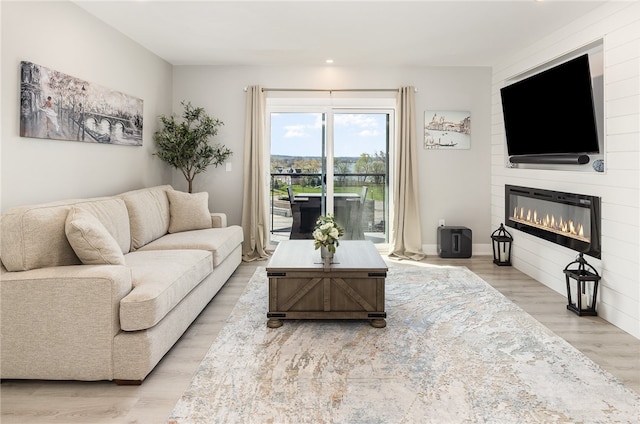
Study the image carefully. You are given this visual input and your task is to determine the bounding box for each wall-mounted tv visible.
[500,54,600,161]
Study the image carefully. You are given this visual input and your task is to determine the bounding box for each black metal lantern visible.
[491,223,513,266]
[563,253,601,316]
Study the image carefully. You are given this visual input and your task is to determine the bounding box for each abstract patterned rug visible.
[169,265,639,423]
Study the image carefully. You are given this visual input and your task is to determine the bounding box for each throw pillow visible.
[167,190,212,233]
[65,207,126,265]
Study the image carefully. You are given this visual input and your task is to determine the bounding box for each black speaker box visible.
[437,226,472,258]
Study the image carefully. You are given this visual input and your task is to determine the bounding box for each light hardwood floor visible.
[2,256,639,423]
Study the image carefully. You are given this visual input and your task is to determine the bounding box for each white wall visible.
[1,1,173,212]
[491,2,640,338]
[173,65,492,249]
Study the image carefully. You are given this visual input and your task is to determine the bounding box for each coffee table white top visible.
[267,240,387,272]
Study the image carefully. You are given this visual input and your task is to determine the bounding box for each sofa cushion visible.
[65,208,126,266]
[1,197,130,272]
[120,185,172,250]
[75,200,131,255]
[138,225,243,267]
[167,190,212,234]
[120,249,213,331]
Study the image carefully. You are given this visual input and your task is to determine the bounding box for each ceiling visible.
[73,1,608,67]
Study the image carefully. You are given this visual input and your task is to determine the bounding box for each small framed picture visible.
[424,110,471,150]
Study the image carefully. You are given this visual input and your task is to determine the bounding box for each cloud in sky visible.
[283,124,308,138]
[359,129,380,137]
[282,113,322,138]
[271,112,386,157]
[335,114,378,129]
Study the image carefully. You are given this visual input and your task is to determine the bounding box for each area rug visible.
[168,265,639,423]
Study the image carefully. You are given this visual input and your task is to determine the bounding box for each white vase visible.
[320,245,334,259]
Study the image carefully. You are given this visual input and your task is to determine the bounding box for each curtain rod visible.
[242,87,417,93]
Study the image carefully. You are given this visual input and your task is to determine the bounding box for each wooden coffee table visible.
[266,240,387,328]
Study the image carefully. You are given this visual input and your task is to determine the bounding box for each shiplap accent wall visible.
[491,2,640,339]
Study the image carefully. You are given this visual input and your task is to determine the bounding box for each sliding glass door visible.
[269,103,392,246]
[332,112,389,242]
[270,112,326,241]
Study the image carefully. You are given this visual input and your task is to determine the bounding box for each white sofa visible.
[0,185,243,384]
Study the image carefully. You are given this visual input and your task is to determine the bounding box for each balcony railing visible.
[270,172,387,244]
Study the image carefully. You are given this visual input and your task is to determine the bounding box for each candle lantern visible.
[563,253,601,316]
[491,223,513,266]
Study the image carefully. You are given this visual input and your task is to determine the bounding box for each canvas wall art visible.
[19,61,143,146]
[424,110,471,150]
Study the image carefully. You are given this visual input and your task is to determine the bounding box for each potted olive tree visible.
[153,101,232,193]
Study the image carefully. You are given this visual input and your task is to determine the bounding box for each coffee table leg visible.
[370,319,386,328]
[267,318,283,328]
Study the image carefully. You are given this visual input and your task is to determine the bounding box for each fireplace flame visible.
[511,206,588,243]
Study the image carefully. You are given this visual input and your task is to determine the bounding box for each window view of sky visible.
[270,112,386,157]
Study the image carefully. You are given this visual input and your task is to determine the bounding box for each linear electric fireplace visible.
[505,185,601,259]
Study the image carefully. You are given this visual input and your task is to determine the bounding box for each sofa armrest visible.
[210,213,227,228]
[0,264,132,381]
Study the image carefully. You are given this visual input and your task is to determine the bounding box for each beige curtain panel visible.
[241,85,270,262]
[389,86,426,260]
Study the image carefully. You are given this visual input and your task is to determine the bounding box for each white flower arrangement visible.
[312,214,344,253]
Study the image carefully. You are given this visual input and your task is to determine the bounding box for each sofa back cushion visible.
[119,185,172,250]
[65,207,127,266]
[1,197,130,272]
[76,200,131,253]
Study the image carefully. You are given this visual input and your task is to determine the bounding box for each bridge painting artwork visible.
[19,61,143,146]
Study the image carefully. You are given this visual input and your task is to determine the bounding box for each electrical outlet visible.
[438,219,445,227]
[225,162,232,172]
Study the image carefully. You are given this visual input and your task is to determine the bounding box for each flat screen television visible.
[500,54,600,159]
